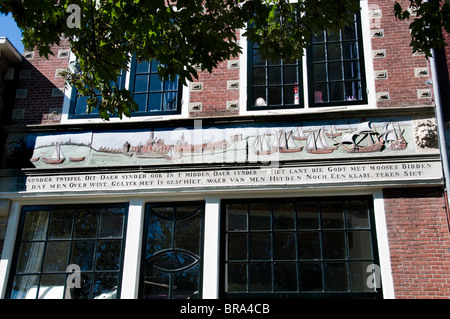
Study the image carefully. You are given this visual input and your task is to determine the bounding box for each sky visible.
[0,13,24,53]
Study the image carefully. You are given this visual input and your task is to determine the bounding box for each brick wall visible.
[10,38,70,125]
[383,187,450,298]
[369,0,433,108]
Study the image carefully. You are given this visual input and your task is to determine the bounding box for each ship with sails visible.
[278,130,303,153]
[382,121,407,150]
[253,133,277,155]
[43,142,66,164]
[306,127,338,154]
[341,121,384,153]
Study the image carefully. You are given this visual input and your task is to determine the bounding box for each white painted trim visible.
[202,197,221,299]
[120,198,145,299]
[238,3,377,117]
[373,190,396,299]
[0,202,21,298]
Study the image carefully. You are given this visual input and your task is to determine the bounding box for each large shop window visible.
[6,204,128,299]
[222,197,381,298]
[140,202,204,299]
[69,57,182,119]
[248,13,367,110]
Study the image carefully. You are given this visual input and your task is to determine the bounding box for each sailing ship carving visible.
[43,142,65,164]
[306,128,338,154]
[278,130,303,153]
[341,121,384,153]
[382,121,407,150]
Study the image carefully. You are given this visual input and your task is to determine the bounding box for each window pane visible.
[343,42,359,59]
[346,200,370,228]
[143,268,170,299]
[321,201,344,228]
[313,84,328,103]
[22,211,49,240]
[100,210,125,238]
[268,86,282,105]
[175,213,201,254]
[330,82,344,101]
[284,85,296,105]
[322,231,346,259]
[344,61,360,80]
[313,63,327,82]
[148,93,163,111]
[350,261,374,292]
[268,67,281,85]
[329,62,343,81]
[92,273,119,299]
[173,265,200,299]
[312,44,326,61]
[48,210,74,240]
[343,25,357,40]
[226,263,247,292]
[10,275,39,299]
[300,262,323,291]
[253,68,266,85]
[150,74,162,92]
[74,210,99,238]
[39,274,66,299]
[249,203,271,230]
[325,262,348,291]
[327,43,342,61]
[250,233,272,260]
[297,202,319,229]
[348,231,373,259]
[70,241,96,271]
[274,262,297,292]
[133,93,148,112]
[43,241,71,272]
[134,74,149,92]
[67,273,92,299]
[274,232,296,259]
[227,204,248,231]
[164,92,178,111]
[136,60,150,73]
[249,262,272,291]
[252,87,267,106]
[298,232,321,259]
[227,233,247,260]
[16,242,45,273]
[273,203,295,230]
[283,66,297,84]
[95,240,122,271]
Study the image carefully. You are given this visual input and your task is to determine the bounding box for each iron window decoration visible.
[6,204,128,299]
[140,202,204,299]
[221,197,382,298]
[69,57,182,118]
[248,13,367,110]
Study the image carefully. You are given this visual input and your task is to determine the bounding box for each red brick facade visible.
[383,187,450,299]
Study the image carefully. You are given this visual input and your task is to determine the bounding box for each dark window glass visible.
[307,13,367,106]
[222,197,381,298]
[70,57,182,118]
[248,44,303,110]
[7,204,128,299]
[140,202,204,299]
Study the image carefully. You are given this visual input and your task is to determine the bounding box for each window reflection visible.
[142,202,204,299]
[8,205,127,299]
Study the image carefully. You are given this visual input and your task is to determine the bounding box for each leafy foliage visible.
[0,0,360,119]
[394,0,450,58]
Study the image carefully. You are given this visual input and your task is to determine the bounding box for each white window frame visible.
[60,52,191,124]
[239,0,377,116]
[0,187,394,299]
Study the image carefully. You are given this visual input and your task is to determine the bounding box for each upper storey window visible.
[69,57,182,119]
[248,13,367,110]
